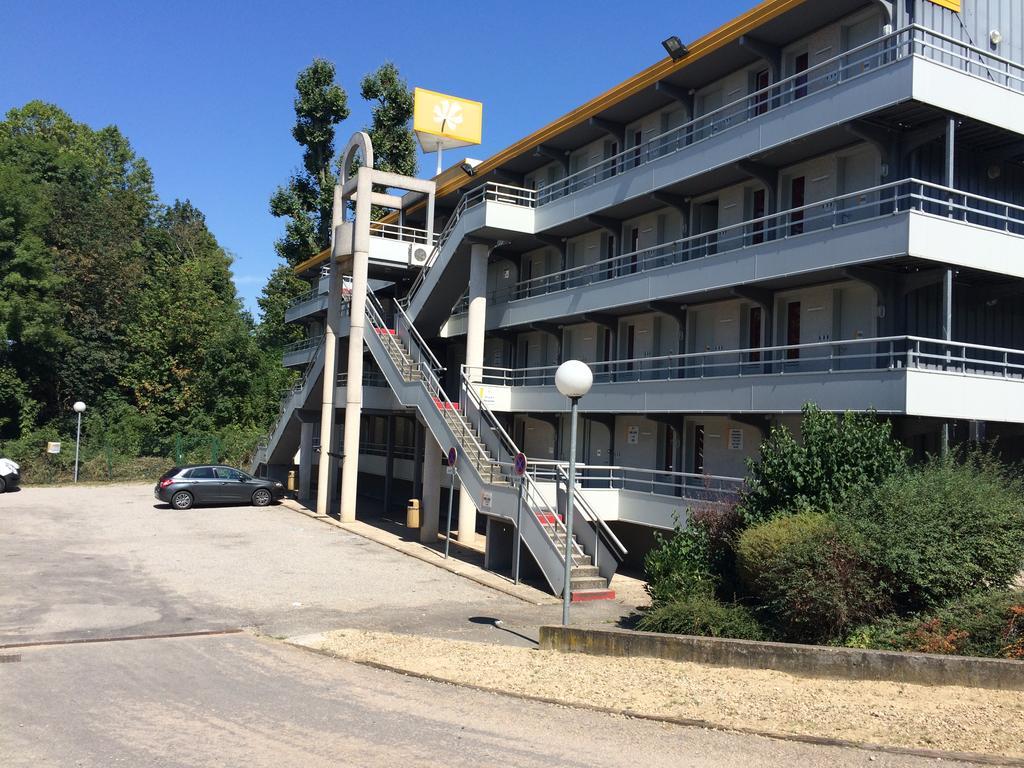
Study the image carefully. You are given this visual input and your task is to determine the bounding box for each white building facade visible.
[255,0,1024,596]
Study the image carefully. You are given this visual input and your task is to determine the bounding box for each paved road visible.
[0,484,978,766]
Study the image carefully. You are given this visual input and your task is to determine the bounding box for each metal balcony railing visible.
[527,460,744,505]
[336,370,390,388]
[468,336,1024,388]
[534,24,1024,207]
[467,179,1024,308]
[281,335,324,355]
[368,220,438,245]
[400,181,536,309]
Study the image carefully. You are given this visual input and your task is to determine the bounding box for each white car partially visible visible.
[0,457,20,492]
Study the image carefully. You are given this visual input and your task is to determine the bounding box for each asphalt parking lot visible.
[0,483,978,767]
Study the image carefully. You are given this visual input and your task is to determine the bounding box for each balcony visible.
[336,370,398,410]
[530,25,1024,231]
[525,461,742,530]
[469,336,1024,423]
[281,335,323,368]
[474,180,1024,329]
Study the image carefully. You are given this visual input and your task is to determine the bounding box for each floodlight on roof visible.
[662,35,689,61]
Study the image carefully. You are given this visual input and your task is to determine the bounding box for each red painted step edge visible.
[432,398,459,410]
[571,589,616,602]
[376,328,397,335]
[535,513,559,525]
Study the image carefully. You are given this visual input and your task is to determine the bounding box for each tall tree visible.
[360,62,416,178]
[269,59,349,268]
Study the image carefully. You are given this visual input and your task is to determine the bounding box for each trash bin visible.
[287,470,297,491]
[406,498,421,528]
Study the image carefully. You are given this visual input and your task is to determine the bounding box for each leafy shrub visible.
[845,591,1024,658]
[736,511,886,643]
[636,591,767,640]
[849,449,1024,612]
[644,515,716,605]
[740,404,908,526]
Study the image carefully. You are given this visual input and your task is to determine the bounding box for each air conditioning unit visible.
[410,245,430,266]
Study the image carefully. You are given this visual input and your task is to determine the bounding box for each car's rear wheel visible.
[171,490,193,510]
[252,489,272,507]
[0,477,6,493]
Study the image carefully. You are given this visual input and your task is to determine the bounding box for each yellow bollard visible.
[287,470,297,492]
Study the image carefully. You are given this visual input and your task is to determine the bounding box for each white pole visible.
[74,411,82,484]
[562,396,580,625]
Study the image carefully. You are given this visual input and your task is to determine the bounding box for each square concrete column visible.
[420,431,442,544]
[298,419,314,502]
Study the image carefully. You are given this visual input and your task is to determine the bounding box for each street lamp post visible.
[554,360,593,626]
[73,401,86,484]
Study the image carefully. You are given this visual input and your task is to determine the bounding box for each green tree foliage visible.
[361,63,417,220]
[739,403,909,525]
[259,59,349,351]
[361,63,416,174]
[0,101,280,464]
[848,449,1024,612]
[269,58,349,268]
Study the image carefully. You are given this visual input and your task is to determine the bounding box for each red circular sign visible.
[513,452,528,477]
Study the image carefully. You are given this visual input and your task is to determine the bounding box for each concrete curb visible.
[285,639,1022,767]
[277,499,556,606]
[539,625,1024,691]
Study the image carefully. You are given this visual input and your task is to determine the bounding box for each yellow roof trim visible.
[294,247,331,274]
[297,0,807,271]
[428,0,807,201]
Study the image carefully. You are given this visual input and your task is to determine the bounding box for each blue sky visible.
[1,0,753,317]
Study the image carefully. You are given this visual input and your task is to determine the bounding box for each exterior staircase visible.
[365,289,623,599]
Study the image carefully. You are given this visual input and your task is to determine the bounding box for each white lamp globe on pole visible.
[73,401,86,484]
[554,359,593,625]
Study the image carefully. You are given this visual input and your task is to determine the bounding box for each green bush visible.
[643,515,716,605]
[845,591,1024,658]
[849,450,1024,612]
[740,404,908,526]
[736,511,886,643]
[636,591,767,640]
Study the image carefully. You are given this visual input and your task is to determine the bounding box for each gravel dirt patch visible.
[296,629,1024,761]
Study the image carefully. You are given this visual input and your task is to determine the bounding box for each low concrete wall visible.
[538,626,1024,691]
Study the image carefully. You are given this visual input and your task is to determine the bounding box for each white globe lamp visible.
[554,359,592,626]
[555,359,593,400]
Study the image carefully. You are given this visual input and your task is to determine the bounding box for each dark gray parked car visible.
[155,465,284,510]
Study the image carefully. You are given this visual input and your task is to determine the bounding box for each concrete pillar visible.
[316,186,343,516]
[383,414,395,515]
[339,166,372,522]
[458,242,490,544]
[298,419,314,502]
[420,434,442,544]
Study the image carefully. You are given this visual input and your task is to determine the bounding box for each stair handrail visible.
[460,369,585,560]
[398,182,535,311]
[555,462,628,565]
[364,291,497,476]
[389,291,445,375]
[399,185,479,309]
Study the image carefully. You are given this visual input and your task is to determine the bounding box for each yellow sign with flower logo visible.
[413,87,482,153]
[926,0,960,11]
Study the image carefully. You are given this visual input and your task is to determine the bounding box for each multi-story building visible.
[253,0,1024,598]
